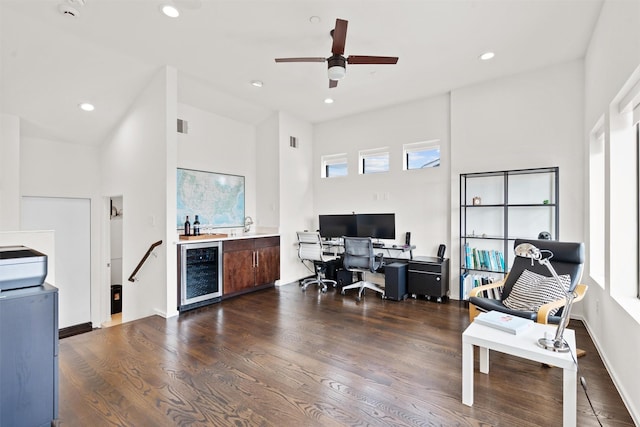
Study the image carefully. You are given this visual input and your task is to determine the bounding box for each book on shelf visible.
[474,310,534,335]
[463,243,504,272]
[460,274,502,300]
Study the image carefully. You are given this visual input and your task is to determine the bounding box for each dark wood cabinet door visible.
[255,245,280,286]
[223,249,255,295]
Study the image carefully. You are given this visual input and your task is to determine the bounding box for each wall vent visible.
[177,119,189,134]
[290,136,298,148]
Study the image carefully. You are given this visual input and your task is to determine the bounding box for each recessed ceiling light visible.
[78,102,95,112]
[161,5,180,18]
[309,16,321,24]
[250,80,263,88]
[324,98,334,104]
[479,51,495,61]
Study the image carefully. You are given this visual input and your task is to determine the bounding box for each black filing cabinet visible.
[0,283,59,426]
[408,256,450,302]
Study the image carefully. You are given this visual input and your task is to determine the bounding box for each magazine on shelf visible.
[474,310,534,335]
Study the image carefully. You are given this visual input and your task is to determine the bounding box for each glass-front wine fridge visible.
[178,241,222,312]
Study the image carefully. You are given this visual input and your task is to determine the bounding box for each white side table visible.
[462,321,577,427]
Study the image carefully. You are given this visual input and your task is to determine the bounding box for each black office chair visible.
[340,236,385,301]
[297,231,337,293]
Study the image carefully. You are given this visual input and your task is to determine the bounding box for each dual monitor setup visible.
[318,213,397,241]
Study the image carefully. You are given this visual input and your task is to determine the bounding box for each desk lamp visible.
[514,242,574,353]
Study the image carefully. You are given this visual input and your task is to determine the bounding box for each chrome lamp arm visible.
[514,243,574,353]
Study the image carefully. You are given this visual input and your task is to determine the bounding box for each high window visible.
[321,154,348,178]
[403,140,441,170]
[359,148,389,174]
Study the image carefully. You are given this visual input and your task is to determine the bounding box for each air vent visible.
[290,136,298,148]
[177,119,188,134]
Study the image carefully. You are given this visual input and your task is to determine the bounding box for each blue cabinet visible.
[0,283,58,426]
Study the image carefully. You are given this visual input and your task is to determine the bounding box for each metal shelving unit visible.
[459,166,559,301]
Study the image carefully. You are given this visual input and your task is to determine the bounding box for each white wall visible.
[583,0,640,422]
[450,60,585,298]
[101,67,175,322]
[277,112,315,285]
[256,113,280,231]
[313,95,451,260]
[19,136,103,327]
[176,102,257,231]
[0,114,20,231]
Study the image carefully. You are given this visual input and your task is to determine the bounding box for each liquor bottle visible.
[193,215,201,236]
[184,215,191,236]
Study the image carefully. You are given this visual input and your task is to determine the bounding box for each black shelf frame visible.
[459,166,559,301]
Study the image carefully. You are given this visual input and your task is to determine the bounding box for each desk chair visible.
[297,231,337,293]
[341,236,385,302]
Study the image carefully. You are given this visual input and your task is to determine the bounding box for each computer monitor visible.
[356,213,396,240]
[318,214,358,239]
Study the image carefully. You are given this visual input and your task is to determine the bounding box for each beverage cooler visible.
[178,241,222,312]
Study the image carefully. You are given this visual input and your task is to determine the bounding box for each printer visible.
[0,246,48,291]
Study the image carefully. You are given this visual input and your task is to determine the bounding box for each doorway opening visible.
[104,196,123,327]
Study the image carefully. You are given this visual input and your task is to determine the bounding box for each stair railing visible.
[128,240,163,282]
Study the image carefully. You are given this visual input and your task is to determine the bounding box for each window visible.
[359,148,389,174]
[589,120,605,287]
[637,123,639,298]
[403,140,441,170]
[609,68,640,306]
[321,154,347,178]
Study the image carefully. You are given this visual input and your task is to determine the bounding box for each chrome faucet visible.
[244,216,254,233]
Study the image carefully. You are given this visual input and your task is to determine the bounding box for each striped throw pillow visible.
[503,269,571,316]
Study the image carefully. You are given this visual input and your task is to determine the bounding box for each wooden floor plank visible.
[57,284,634,426]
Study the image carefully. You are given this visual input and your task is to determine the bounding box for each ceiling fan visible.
[275,18,399,88]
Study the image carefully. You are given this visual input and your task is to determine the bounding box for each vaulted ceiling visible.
[0,0,603,146]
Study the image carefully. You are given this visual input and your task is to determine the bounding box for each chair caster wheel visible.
[341,291,345,295]
[321,289,327,293]
[302,288,307,292]
[355,297,361,302]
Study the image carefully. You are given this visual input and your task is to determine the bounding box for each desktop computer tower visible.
[323,258,341,282]
[384,262,408,301]
[336,269,354,289]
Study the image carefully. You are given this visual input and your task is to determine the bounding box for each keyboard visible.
[373,242,385,248]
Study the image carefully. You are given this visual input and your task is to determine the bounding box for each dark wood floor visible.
[58,283,634,426]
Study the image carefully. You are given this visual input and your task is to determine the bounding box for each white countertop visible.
[176,232,279,244]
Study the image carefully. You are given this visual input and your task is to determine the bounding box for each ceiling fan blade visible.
[275,57,326,63]
[331,19,348,55]
[347,55,399,65]
[329,79,338,88]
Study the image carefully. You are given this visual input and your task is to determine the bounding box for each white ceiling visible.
[0,0,603,146]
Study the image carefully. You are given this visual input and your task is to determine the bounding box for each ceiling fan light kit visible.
[327,56,346,80]
[275,18,398,88]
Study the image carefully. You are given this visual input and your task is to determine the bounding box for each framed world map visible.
[176,168,245,230]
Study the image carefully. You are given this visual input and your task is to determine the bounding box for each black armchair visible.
[468,239,588,326]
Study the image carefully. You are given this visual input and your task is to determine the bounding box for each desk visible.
[323,240,416,259]
[462,321,577,426]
